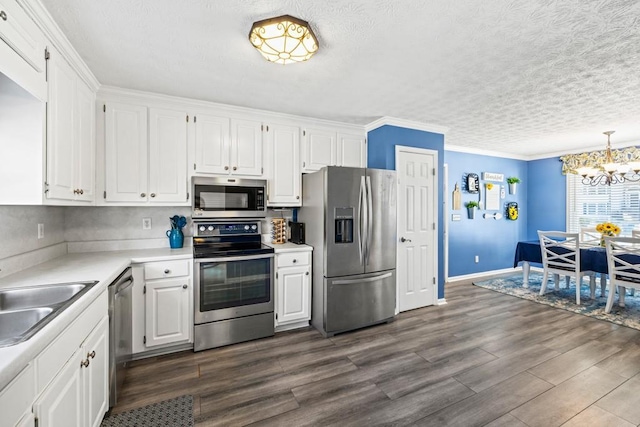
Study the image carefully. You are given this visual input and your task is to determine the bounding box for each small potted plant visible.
[465,201,479,219]
[507,177,521,195]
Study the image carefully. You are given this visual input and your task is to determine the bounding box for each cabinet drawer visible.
[144,259,190,280]
[277,252,310,268]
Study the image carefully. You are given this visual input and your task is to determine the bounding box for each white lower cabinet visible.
[33,314,109,427]
[275,248,312,331]
[132,259,193,354]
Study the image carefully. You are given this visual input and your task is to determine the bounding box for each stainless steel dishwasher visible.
[108,267,133,408]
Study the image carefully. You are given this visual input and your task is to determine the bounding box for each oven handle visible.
[194,253,275,263]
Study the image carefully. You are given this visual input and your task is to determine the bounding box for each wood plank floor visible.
[113,278,640,426]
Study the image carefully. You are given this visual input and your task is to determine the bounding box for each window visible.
[567,174,640,235]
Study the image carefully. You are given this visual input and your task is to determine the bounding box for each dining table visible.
[513,240,608,295]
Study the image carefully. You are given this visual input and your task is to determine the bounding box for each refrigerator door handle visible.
[358,175,365,265]
[366,175,373,265]
[333,272,393,285]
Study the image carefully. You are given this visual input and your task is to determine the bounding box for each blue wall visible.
[367,125,445,298]
[527,157,566,239]
[445,151,529,277]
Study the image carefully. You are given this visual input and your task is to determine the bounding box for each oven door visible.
[194,253,274,323]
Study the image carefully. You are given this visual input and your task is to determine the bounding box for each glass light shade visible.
[249,15,319,65]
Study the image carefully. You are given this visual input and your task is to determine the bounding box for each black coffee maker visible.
[288,221,305,244]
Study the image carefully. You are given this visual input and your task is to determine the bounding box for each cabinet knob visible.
[88,350,96,359]
[150,193,156,198]
[306,271,309,276]
[0,11,6,21]
[79,189,84,195]
[182,284,188,289]
[141,193,146,197]
[224,166,229,171]
[81,359,90,368]
[73,189,78,194]
[293,259,297,263]
[296,195,300,200]
[164,269,171,274]
[233,166,237,171]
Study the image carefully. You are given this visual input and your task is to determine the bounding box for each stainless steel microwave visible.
[192,177,267,218]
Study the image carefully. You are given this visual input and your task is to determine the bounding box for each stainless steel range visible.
[193,220,275,351]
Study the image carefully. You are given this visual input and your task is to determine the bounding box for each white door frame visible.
[444,163,449,282]
[394,145,439,313]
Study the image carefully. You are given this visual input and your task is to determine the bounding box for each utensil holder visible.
[167,229,184,248]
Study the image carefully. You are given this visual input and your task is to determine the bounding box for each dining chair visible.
[604,236,640,313]
[538,231,591,304]
[580,227,607,297]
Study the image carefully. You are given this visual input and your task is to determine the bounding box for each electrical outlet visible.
[474,255,479,263]
[142,218,152,230]
[38,223,44,239]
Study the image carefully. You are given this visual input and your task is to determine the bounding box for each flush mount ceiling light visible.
[249,15,319,65]
[574,131,640,186]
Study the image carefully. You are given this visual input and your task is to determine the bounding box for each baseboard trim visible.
[447,267,521,283]
[437,298,447,305]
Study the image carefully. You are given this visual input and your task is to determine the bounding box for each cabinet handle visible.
[81,359,90,368]
[224,166,229,171]
[141,193,146,197]
[0,11,6,21]
[182,284,188,289]
[233,166,237,171]
[88,350,96,359]
[150,193,156,198]
[164,269,171,274]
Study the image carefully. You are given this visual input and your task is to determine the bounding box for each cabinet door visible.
[149,108,188,203]
[83,317,108,427]
[194,113,230,174]
[302,128,336,172]
[231,119,263,176]
[337,133,366,168]
[74,79,95,202]
[0,0,46,72]
[105,102,148,202]
[277,265,310,325]
[33,347,84,427]
[46,46,76,201]
[266,124,301,206]
[145,278,190,347]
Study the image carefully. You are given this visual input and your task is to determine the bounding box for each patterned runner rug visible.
[101,395,193,427]
[473,272,640,331]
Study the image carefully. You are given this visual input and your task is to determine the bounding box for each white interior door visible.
[396,146,438,312]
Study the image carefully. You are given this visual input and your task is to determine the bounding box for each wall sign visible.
[465,173,479,193]
[482,172,504,182]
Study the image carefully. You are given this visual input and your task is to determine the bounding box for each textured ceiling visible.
[40,0,640,157]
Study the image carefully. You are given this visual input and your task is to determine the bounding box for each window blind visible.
[567,174,640,236]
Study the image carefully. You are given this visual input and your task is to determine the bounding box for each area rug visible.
[101,395,193,427]
[473,272,640,331]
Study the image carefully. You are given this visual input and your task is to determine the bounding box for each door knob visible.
[400,237,412,243]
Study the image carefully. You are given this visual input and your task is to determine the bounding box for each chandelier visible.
[249,15,319,65]
[575,131,640,186]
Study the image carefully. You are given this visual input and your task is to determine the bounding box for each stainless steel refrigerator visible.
[299,166,397,337]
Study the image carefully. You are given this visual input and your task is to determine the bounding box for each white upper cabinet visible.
[337,133,366,168]
[104,102,148,203]
[194,114,263,177]
[104,103,188,205]
[194,114,230,174]
[231,119,263,176]
[148,108,188,203]
[265,123,301,206]
[0,0,45,72]
[46,46,95,203]
[302,128,336,172]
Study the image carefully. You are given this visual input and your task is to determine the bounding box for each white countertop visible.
[265,242,313,253]
[0,247,192,390]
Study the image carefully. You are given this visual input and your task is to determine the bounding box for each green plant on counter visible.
[506,176,521,184]
[465,201,479,208]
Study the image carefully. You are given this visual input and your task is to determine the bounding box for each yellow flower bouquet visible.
[596,222,621,246]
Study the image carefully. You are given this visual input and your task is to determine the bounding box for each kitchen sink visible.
[0,281,98,347]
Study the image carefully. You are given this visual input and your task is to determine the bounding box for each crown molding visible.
[98,85,365,131]
[445,144,530,161]
[365,116,449,135]
[18,0,100,91]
